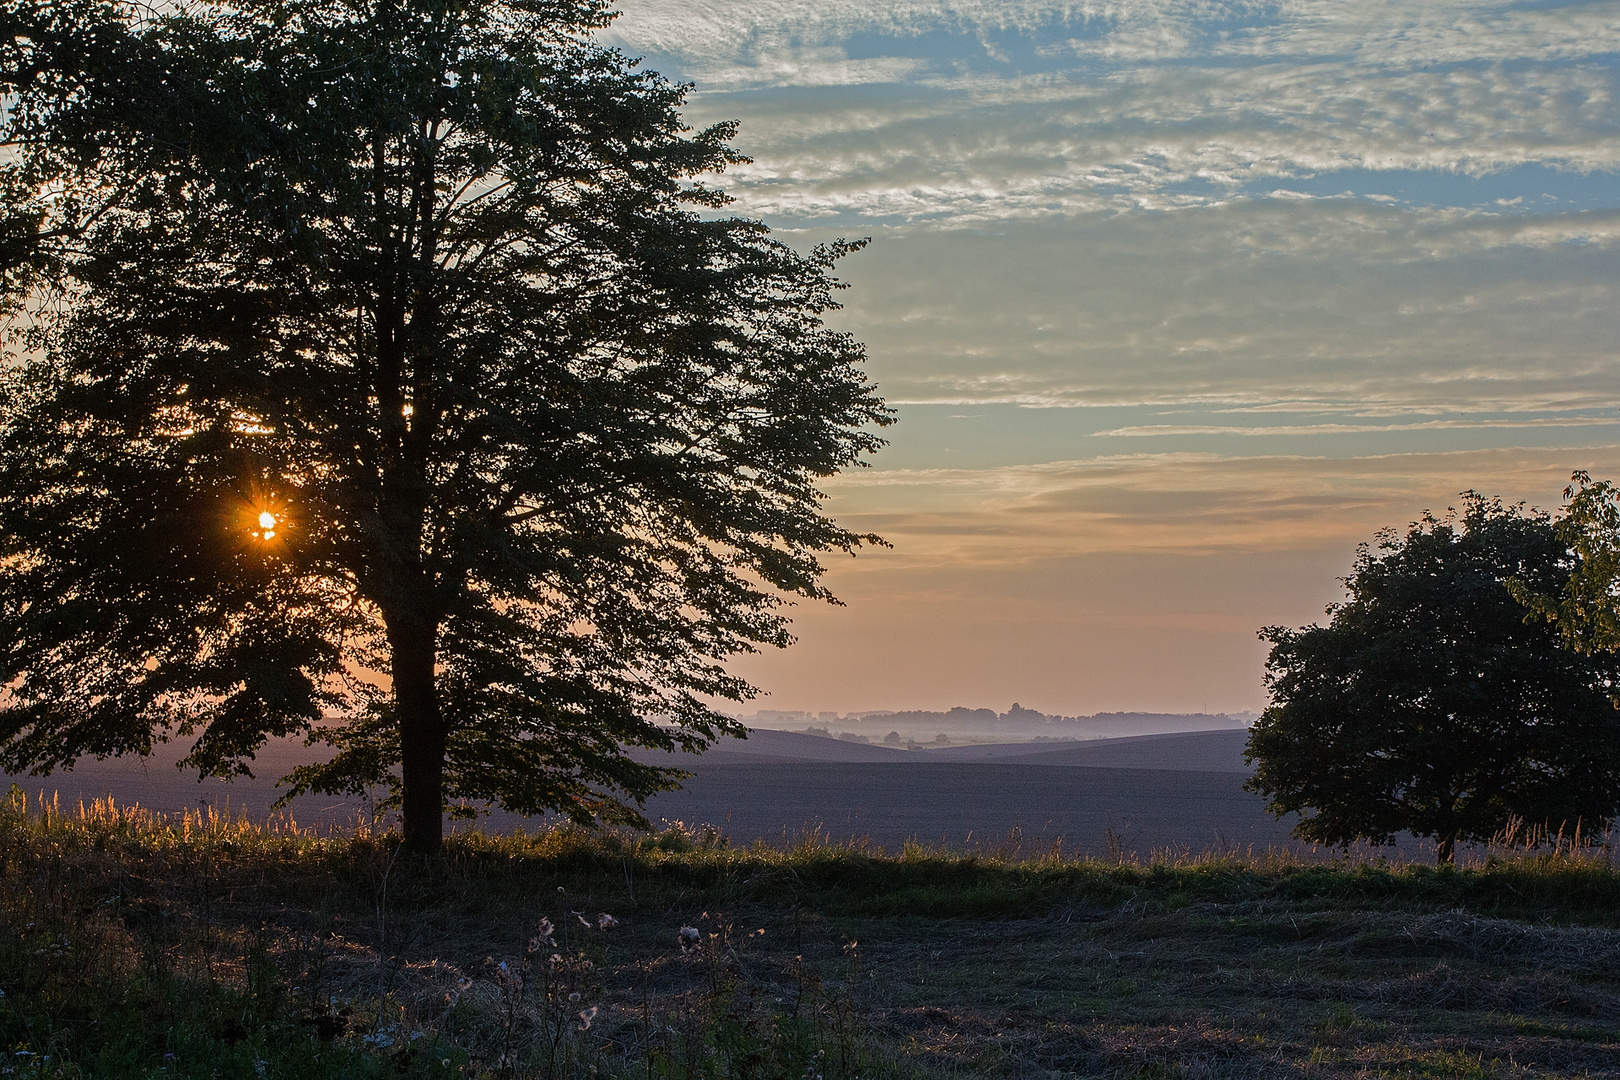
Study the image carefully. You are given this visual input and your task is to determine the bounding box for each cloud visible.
[684,62,1620,224]
[1092,417,1620,437]
[610,1,1620,75]
[823,445,1620,563]
[606,2,1620,424]
[607,0,1620,226]
[822,207,1620,410]
[1226,1,1620,68]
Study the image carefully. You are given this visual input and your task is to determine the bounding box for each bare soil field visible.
[638,761,1293,857]
[4,730,1307,858]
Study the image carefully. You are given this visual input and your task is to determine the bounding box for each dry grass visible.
[3,790,1619,1078]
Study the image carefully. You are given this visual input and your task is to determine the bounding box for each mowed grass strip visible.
[3,792,1619,1078]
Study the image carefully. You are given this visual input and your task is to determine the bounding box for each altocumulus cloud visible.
[599,0,1620,713]
[606,0,1620,222]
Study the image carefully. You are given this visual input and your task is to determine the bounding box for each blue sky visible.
[604,0,1620,716]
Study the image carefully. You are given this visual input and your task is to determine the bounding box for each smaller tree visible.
[1246,494,1620,862]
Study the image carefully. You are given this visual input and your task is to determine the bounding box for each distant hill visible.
[638,727,1253,774]
[739,705,1252,746]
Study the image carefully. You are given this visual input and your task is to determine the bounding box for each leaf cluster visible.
[1509,470,1620,655]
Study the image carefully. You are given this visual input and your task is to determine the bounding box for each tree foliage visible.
[1509,471,1620,656]
[1246,494,1620,862]
[0,0,890,850]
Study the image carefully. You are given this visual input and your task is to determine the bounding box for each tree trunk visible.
[390,618,444,854]
[1435,835,1456,864]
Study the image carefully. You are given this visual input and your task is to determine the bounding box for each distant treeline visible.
[741,705,1252,741]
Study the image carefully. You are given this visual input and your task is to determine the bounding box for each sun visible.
[252,508,280,541]
[239,484,292,545]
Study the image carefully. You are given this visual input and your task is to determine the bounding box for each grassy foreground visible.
[3,791,1620,1079]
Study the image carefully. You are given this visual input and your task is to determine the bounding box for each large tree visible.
[0,0,890,851]
[1246,494,1620,863]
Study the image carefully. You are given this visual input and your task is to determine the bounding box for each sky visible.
[601,0,1620,717]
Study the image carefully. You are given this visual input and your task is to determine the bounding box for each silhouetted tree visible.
[0,0,889,852]
[1246,494,1620,862]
